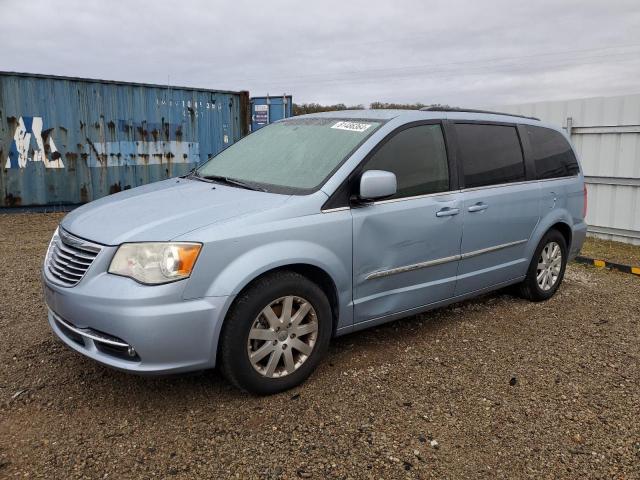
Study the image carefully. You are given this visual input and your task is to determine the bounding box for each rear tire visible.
[518,229,568,302]
[219,271,332,395]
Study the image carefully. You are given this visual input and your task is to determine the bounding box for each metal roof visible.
[0,71,248,95]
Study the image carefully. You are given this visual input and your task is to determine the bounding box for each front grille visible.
[46,228,102,287]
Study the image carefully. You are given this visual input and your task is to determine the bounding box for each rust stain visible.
[80,185,89,203]
[109,182,122,194]
[4,193,21,207]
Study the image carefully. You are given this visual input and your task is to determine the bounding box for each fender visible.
[192,239,354,367]
[203,239,352,322]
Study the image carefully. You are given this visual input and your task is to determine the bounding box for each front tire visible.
[518,229,568,301]
[219,271,332,395]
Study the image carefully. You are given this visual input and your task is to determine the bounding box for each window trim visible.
[452,120,530,190]
[321,120,456,210]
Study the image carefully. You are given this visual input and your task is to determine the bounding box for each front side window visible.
[363,124,449,199]
[456,123,525,188]
[525,125,580,179]
[197,118,382,193]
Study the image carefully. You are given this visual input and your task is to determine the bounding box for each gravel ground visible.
[1,213,639,479]
[581,237,640,266]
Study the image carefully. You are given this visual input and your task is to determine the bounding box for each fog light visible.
[127,346,137,358]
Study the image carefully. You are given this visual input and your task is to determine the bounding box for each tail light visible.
[583,184,588,218]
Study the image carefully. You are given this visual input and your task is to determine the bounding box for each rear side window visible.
[525,125,580,179]
[456,124,525,188]
[363,124,449,199]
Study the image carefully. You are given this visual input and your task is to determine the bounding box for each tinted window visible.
[364,124,449,199]
[526,125,580,179]
[456,124,525,188]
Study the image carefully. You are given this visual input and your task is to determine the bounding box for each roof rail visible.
[420,106,540,121]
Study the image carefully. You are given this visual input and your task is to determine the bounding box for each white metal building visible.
[497,94,640,245]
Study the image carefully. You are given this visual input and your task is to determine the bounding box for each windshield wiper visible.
[202,175,267,192]
[183,169,216,184]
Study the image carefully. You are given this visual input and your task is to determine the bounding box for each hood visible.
[61,178,290,245]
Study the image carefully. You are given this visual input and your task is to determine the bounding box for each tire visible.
[219,271,332,395]
[518,229,568,302]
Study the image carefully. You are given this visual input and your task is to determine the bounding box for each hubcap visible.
[536,241,562,291]
[247,296,318,378]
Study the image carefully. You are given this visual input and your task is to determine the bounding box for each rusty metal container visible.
[0,72,250,207]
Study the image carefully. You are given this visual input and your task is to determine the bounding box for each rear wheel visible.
[518,229,568,301]
[219,271,332,394]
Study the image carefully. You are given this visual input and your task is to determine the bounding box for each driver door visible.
[352,123,463,324]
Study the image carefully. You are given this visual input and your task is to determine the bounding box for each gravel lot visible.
[1,213,639,479]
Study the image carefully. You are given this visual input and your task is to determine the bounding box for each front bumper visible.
[43,254,231,374]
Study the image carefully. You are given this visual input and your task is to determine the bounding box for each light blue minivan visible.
[43,108,587,394]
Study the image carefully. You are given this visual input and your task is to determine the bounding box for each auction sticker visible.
[331,121,372,133]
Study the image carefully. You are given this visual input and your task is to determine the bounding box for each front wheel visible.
[219,271,332,395]
[518,230,568,301]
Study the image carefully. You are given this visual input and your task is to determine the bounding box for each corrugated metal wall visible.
[0,72,250,207]
[497,94,640,245]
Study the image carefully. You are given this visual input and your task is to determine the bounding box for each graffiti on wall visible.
[4,116,203,169]
[4,116,64,169]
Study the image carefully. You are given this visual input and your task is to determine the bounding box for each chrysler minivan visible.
[43,108,587,394]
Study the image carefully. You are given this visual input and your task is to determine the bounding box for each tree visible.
[292,102,455,115]
[370,102,453,110]
[292,103,365,116]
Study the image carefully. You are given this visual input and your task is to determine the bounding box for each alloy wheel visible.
[536,241,562,291]
[247,296,318,378]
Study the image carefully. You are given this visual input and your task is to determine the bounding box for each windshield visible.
[197,117,383,193]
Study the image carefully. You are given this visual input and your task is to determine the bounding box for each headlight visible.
[108,242,202,285]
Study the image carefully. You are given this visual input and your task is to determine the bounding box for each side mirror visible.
[358,170,397,201]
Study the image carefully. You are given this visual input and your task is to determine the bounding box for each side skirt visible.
[335,275,525,336]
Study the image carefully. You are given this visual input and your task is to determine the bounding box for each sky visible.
[1,0,640,107]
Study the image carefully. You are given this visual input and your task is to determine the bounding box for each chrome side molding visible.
[365,239,528,280]
[365,254,460,280]
[460,239,528,259]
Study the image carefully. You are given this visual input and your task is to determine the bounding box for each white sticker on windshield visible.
[331,121,372,133]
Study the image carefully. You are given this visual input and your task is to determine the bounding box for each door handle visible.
[436,207,460,217]
[468,203,488,212]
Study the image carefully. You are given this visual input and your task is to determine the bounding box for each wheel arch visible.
[214,262,342,366]
[528,209,574,259]
[233,263,340,335]
[548,221,572,250]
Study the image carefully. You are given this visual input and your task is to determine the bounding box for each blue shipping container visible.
[250,95,292,131]
[0,72,250,207]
